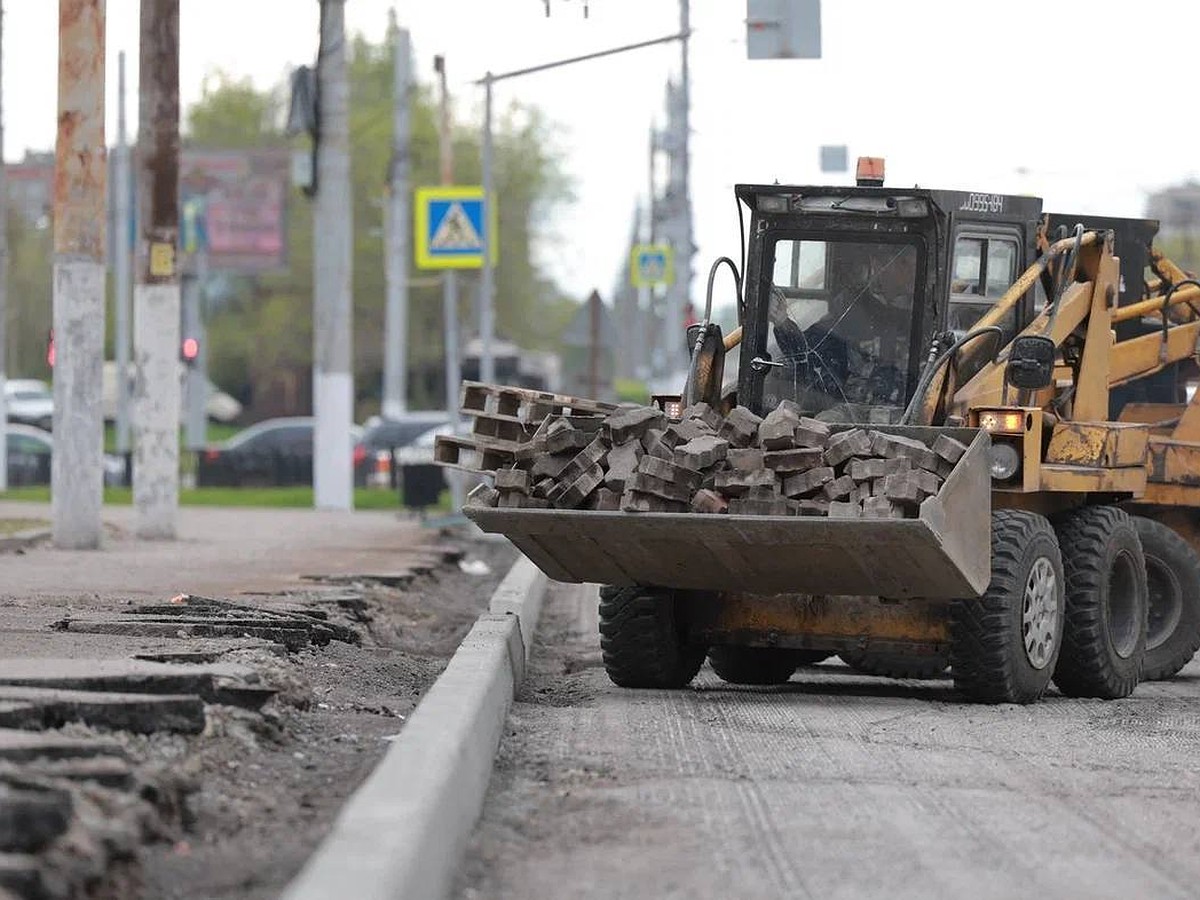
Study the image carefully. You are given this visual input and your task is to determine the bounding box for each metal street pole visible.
[475,30,686,389]
[313,0,354,510]
[434,54,464,511]
[114,49,132,456]
[183,241,207,451]
[0,0,8,494]
[52,0,107,548]
[133,0,181,540]
[672,0,693,371]
[382,8,410,419]
[480,76,495,385]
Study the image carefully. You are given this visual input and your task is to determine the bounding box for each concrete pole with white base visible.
[313,0,354,510]
[133,0,181,540]
[51,0,107,548]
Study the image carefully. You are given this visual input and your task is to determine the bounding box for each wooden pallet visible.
[459,381,618,425]
[433,434,519,474]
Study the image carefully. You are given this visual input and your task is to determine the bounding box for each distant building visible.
[5,147,289,273]
[7,151,54,227]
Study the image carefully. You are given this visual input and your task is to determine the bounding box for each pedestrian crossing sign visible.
[415,186,497,269]
[631,243,674,287]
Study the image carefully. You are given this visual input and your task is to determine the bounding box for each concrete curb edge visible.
[281,554,549,900]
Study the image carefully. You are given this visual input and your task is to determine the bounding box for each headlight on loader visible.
[989,442,1021,481]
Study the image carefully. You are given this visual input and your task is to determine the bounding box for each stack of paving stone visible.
[467,399,968,519]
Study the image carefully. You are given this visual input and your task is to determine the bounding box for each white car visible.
[4,379,53,431]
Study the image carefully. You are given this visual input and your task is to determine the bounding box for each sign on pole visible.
[414,185,496,269]
[820,145,848,173]
[631,243,674,288]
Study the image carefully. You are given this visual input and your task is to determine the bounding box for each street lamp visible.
[475,26,689,386]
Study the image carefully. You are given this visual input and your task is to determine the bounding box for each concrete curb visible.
[281,555,549,900]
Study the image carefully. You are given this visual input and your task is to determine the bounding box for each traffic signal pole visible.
[133,0,181,539]
[51,0,107,548]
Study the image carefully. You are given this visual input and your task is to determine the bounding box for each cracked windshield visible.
[763,238,919,422]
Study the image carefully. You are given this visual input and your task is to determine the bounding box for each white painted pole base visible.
[133,283,181,540]
[51,260,106,549]
[314,370,353,510]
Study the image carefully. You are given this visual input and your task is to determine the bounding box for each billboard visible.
[180,149,290,273]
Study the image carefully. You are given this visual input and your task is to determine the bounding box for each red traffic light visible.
[181,337,199,362]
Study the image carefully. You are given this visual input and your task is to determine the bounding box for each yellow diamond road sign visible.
[414,185,497,270]
[631,243,674,288]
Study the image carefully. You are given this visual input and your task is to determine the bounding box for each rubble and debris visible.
[443,384,968,519]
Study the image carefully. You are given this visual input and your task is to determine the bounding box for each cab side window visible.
[949,234,1020,337]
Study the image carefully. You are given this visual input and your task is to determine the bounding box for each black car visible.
[197,417,366,488]
[4,423,126,487]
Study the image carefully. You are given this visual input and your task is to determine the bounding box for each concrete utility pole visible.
[133,0,181,539]
[434,54,464,511]
[114,49,132,456]
[0,0,8,494]
[382,8,410,420]
[313,0,354,510]
[52,0,107,548]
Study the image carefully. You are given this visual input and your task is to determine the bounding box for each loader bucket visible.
[466,426,993,600]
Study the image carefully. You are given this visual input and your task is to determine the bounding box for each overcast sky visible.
[4,0,1196,307]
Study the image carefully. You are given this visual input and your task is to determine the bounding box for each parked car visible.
[196,417,366,488]
[4,379,53,431]
[5,423,125,487]
[358,412,451,487]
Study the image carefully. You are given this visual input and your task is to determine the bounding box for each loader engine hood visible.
[736,184,944,422]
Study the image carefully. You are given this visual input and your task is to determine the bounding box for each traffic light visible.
[180,336,200,365]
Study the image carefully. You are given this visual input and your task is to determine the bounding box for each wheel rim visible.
[1107,549,1141,659]
[1145,554,1183,652]
[1022,556,1058,669]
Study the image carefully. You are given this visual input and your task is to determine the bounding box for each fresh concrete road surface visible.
[457,582,1200,900]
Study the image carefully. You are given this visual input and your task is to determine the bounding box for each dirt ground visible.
[0,501,516,900]
[456,581,1200,900]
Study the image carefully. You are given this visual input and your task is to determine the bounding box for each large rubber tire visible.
[1133,517,1200,681]
[1053,506,1148,699]
[950,510,1065,704]
[599,585,706,689]
[708,646,803,685]
[840,648,949,680]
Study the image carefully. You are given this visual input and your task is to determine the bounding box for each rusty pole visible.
[133,0,181,539]
[588,289,600,399]
[51,0,107,549]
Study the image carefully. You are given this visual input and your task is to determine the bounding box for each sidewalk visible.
[0,500,438,599]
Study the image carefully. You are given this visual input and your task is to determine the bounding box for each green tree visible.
[189,33,578,418]
[5,212,53,380]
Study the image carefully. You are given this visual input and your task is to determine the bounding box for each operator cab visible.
[736,160,1042,421]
